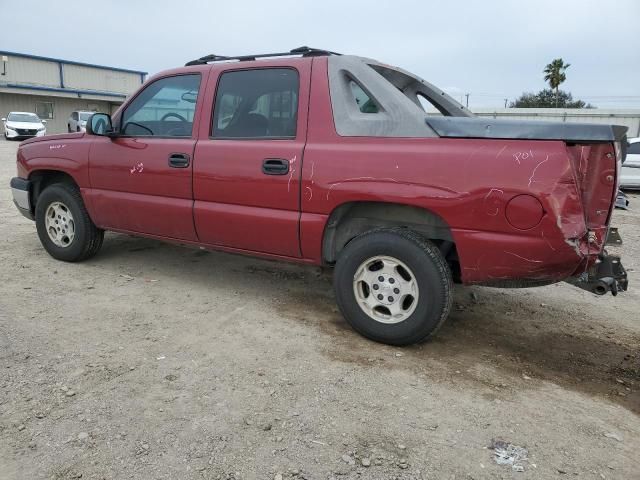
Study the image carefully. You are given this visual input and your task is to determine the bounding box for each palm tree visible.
[543,58,571,107]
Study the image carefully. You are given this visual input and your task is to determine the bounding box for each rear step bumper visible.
[567,251,628,296]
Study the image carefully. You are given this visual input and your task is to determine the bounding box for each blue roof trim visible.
[4,83,127,98]
[0,50,147,76]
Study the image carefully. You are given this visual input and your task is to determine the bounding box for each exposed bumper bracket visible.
[567,251,628,296]
[606,227,623,246]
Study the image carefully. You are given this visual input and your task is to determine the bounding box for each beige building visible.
[0,51,146,134]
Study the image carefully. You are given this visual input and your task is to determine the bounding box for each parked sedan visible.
[2,112,47,140]
[620,137,640,189]
[68,111,95,133]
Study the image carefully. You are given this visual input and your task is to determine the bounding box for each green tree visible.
[543,58,571,107]
[509,89,592,108]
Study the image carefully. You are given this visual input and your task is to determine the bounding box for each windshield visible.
[7,113,40,123]
[79,112,93,121]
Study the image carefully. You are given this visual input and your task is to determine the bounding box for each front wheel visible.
[35,183,104,262]
[334,228,453,346]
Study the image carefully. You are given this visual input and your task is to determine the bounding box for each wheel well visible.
[322,201,460,280]
[28,170,78,212]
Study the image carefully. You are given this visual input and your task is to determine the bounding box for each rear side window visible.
[121,74,201,137]
[212,68,299,139]
[349,79,379,113]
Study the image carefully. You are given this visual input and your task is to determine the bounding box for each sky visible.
[1,0,639,109]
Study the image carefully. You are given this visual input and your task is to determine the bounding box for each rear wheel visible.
[334,228,453,345]
[35,183,104,262]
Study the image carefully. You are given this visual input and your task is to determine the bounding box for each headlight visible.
[38,127,45,131]
[6,126,15,132]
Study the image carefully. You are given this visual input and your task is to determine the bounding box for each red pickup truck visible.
[10,47,628,345]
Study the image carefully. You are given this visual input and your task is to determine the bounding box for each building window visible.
[35,102,54,119]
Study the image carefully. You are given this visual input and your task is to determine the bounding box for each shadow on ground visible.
[82,233,640,414]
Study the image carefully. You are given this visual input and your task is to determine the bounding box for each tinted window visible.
[628,142,640,155]
[349,80,379,113]
[212,69,299,138]
[35,102,53,119]
[121,74,201,137]
[8,113,40,122]
[72,112,78,120]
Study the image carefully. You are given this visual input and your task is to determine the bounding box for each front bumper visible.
[5,129,46,139]
[10,177,34,220]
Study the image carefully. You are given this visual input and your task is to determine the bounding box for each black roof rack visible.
[185,46,340,66]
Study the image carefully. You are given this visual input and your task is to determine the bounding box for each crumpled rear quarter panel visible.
[302,135,588,285]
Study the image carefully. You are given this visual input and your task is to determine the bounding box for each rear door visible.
[88,73,204,240]
[192,62,311,257]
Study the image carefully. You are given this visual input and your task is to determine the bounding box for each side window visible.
[72,112,78,121]
[121,74,201,137]
[212,68,299,139]
[348,79,379,113]
[417,93,447,116]
[628,142,640,155]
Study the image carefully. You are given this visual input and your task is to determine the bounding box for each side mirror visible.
[86,113,114,136]
[1,118,5,122]
[42,120,47,124]
[181,91,198,103]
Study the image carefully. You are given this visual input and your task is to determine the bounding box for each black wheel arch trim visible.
[10,176,31,191]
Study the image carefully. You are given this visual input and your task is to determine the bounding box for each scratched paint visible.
[129,162,144,174]
[527,155,550,187]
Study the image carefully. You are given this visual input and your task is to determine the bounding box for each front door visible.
[87,73,204,240]
[193,63,311,257]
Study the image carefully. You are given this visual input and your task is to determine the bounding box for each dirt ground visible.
[0,138,638,480]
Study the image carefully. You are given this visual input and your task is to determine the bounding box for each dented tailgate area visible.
[415,115,629,296]
[564,142,628,295]
[440,140,628,295]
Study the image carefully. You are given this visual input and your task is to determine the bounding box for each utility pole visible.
[504,98,508,108]
[465,93,469,108]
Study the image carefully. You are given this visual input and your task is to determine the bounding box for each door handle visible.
[262,158,289,175]
[168,153,190,168]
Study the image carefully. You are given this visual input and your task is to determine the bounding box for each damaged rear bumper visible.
[566,249,628,296]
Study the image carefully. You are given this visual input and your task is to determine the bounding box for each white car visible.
[2,112,47,140]
[68,110,95,133]
[620,137,640,190]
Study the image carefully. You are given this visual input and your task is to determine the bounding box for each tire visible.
[35,182,104,262]
[334,228,453,346]
[68,125,72,133]
[76,126,80,132]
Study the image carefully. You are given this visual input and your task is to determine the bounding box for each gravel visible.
[0,138,638,479]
